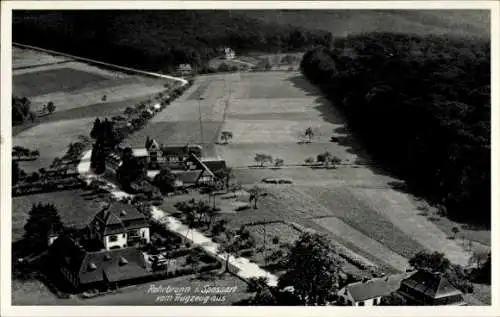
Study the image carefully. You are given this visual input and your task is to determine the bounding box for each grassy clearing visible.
[299,186,426,259]
[13,67,109,97]
[11,189,109,242]
[350,188,472,266]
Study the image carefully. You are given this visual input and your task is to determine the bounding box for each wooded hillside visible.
[13,11,332,72]
[301,33,490,225]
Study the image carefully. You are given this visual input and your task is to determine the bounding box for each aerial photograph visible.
[9,9,491,307]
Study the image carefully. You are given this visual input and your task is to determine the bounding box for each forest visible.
[13,10,332,72]
[300,33,490,226]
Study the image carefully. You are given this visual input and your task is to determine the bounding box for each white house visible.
[336,274,406,306]
[224,48,235,60]
[89,202,150,251]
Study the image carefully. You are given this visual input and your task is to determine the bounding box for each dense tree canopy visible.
[300,33,490,226]
[13,11,332,73]
[12,96,34,125]
[23,203,63,253]
[278,232,342,305]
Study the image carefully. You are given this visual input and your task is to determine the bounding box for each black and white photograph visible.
[0,1,497,315]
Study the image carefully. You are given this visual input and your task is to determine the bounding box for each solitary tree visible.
[274,158,284,169]
[47,101,56,114]
[217,230,242,272]
[304,157,315,165]
[248,186,265,209]
[254,153,273,168]
[305,127,314,142]
[214,167,233,191]
[451,226,460,240]
[278,232,342,305]
[220,131,233,144]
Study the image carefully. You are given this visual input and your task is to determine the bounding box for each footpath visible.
[78,150,279,287]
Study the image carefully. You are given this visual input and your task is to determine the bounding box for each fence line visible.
[13,42,188,86]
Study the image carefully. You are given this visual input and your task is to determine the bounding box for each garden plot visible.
[311,217,410,271]
[246,222,302,249]
[350,187,472,266]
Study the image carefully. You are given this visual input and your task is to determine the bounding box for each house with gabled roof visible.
[337,273,408,306]
[49,235,150,292]
[397,270,466,306]
[88,202,150,251]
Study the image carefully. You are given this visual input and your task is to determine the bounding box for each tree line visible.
[300,33,490,226]
[13,10,332,73]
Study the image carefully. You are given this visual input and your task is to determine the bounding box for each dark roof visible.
[80,247,149,284]
[344,274,406,302]
[93,202,148,236]
[401,270,462,299]
[202,160,227,172]
[161,145,202,157]
[173,170,203,184]
[146,138,160,151]
[51,235,150,286]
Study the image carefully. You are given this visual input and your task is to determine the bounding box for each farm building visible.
[397,270,467,306]
[88,202,150,251]
[336,273,407,306]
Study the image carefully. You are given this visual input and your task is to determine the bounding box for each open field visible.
[138,69,482,272]
[12,47,170,172]
[12,272,250,305]
[11,189,110,242]
[200,70,482,271]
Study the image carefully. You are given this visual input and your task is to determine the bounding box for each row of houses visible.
[106,137,227,189]
[337,270,467,306]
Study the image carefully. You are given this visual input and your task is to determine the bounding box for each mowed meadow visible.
[12,46,170,173]
[191,69,486,272]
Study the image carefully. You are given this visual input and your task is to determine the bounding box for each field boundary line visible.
[13,42,188,86]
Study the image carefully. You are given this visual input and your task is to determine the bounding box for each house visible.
[88,202,150,251]
[144,138,204,169]
[337,274,406,306]
[224,48,235,60]
[397,270,467,306]
[105,152,122,173]
[49,235,150,292]
[177,64,193,76]
[201,156,227,172]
